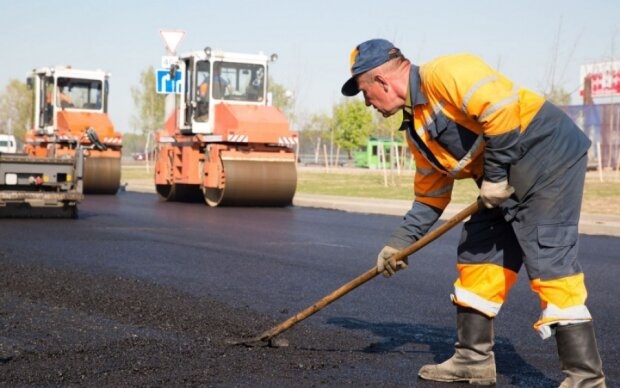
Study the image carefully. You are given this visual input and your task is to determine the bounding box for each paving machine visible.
[25,66,122,194]
[154,47,298,206]
[0,143,84,218]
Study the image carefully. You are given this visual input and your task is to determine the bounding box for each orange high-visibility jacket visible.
[404,53,545,210]
[394,55,594,335]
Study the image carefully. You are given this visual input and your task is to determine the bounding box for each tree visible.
[120,132,148,156]
[544,87,572,106]
[130,66,165,134]
[332,99,375,159]
[541,17,580,107]
[297,113,333,163]
[0,79,32,140]
[373,110,404,138]
[268,77,295,122]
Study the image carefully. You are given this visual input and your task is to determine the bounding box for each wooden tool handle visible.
[256,199,483,342]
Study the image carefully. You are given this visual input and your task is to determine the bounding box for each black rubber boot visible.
[556,321,606,387]
[418,306,496,385]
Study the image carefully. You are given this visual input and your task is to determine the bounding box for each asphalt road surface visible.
[1,191,618,386]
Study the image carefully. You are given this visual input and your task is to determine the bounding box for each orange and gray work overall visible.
[388,54,594,337]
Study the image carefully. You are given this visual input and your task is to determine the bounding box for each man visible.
[56,84,73,108]
[212,65,232,99]
[341,39,605,386]
[195,71,211,122]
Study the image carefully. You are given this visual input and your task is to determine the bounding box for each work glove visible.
[479,179,515,209]
[376,245,408,278]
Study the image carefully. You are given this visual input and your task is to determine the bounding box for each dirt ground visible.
[0,258,432,387]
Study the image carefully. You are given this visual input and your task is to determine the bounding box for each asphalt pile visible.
[0,258,417,386]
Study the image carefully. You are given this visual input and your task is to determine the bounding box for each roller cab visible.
[155,47,297,207]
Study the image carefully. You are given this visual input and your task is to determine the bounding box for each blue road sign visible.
[156,69,183,94]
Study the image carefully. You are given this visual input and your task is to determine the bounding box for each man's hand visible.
[480,179,515,208]
[376,246,408,277]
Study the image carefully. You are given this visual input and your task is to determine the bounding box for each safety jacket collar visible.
[399,65,426,131]
[409,64,427,107]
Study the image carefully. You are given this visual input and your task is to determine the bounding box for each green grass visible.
[121,165,154,180]
[581,176,620,215]
[296,170,479,204]
[122,164,620,215]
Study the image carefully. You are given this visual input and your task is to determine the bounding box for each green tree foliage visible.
[298,113,333,158]
[374,110,404,138]
[0,79,32,140]
[120,132,148,156]
[332,99,375,159]
[130,66,165,134]
[544,86,572,106]
[268,77,295,121]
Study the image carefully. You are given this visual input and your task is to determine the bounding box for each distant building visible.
[560,103,620,170]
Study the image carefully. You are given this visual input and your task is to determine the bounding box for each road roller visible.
[24,66,122,194]
[154,47,298,207]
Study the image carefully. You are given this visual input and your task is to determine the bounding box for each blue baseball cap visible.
[341,39,400,96]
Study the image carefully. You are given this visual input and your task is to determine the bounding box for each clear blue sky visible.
[1,0,618,133]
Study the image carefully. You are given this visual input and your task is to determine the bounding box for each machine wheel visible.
[66,205,78,219]
[156,183,202,202]
[156,184,174,200]
[173,184,203,202]
[83,156,121,194]
[204,187,224,207]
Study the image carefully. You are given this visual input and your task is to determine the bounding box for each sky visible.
[1,0,618,133]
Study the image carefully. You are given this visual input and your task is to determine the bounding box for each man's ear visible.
[374,74,389,92]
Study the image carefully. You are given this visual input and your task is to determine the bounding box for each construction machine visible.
[0,143,84,218]
[25,66,122,194]
[154,47,298,206]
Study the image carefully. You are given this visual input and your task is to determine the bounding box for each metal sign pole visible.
[159,29,185,133]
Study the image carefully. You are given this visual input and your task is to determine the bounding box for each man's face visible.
[357,73,400,117]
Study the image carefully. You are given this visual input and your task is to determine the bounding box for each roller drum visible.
[83,156,121,194]
[204,158,297,207]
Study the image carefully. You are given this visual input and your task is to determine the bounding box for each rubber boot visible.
[556,321,606,388]
[418,306,496,385]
